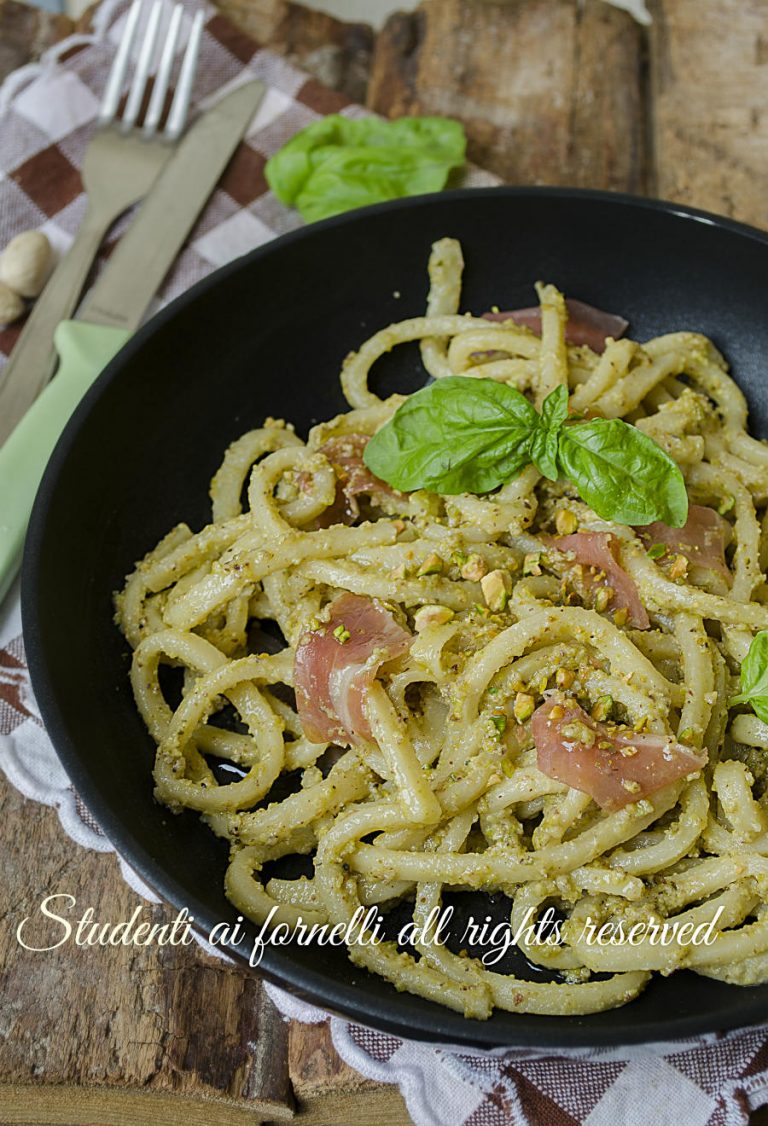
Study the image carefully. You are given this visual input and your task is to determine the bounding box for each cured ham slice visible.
[483,299,628,354]
[532,697,707,811]
[550,531,650,629]
[295,593,411,745]
[314,433,398,525]
[636,504,731,580]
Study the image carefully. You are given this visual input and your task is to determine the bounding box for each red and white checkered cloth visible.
[1,3,768,1123]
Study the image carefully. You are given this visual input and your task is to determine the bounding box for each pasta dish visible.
[116,238,768,1018]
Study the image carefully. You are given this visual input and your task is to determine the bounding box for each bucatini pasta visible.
[115,238,768,1018]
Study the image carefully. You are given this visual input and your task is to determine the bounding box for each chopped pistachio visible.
[481,568,513,612]
[556,667,576,690]
[555,509,578,536]
[718,495,735,515]
[633,715,650,733]
[621,779,642,794]
[461,553,488,582]
[561,721,596,746]
[417,552,443,576]
[513,692,536,724]
[523,552,542,576]
[669,553,688,581]
[647,543,667,561]
[591,695,613,722]
[613,607,629,628]
[413,604,454,631]
[332,624,350,644]
[501,758,516,778]
[490,714,507,736]
[593,586,613,613]
[678,727,695,744]
[549,704,565,721]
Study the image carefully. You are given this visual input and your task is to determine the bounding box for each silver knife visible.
[0,79,265,603]
[80,80,264,330]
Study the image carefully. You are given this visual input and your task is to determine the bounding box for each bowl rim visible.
[22,185,768,1048]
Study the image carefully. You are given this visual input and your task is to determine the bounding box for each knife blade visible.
[80,79,264,331]
[0,79,265,604]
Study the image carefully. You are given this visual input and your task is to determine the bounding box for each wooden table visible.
[1,0,767,1122]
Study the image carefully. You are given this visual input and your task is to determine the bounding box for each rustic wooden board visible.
[211,0,374,103]
[368,0,646,191]
[288,1021,380,1097]
[0,776,295,1123]
[0,0,71,84]
[0,773,409,1121]
[649,0,768,230]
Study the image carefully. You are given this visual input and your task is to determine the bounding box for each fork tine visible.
[163,8,204,142]
[142,2,183,138]
[98,0,144,127]
[121,0,164,132]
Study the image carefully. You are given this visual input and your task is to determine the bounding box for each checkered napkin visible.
[2,3,768,1123]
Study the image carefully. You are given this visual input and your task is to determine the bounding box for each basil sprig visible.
[557,418,688,527]
[730,631,768,723]
[265,116,466,223]
[364,377,688,527]
[528,383,569,481]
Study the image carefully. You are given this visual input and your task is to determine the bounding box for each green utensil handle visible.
[0,321,131,604]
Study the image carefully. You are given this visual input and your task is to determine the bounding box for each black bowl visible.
[23,188,768,1048]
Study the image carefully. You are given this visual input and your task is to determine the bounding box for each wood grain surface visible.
[217,0,374,102]
[2,0,768,1123]
[649,0,768,228]
[368,0,647,190]
[0,776,295,1121]
[0,0,70,81]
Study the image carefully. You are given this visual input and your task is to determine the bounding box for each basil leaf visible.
[557,418,689,526]
[363,377,538,494]
[529,384,568,480]
[730,631,768,723]
[265,115,466,223]
[365,374,688,527]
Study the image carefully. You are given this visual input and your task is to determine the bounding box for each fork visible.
[0,0,204,447]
